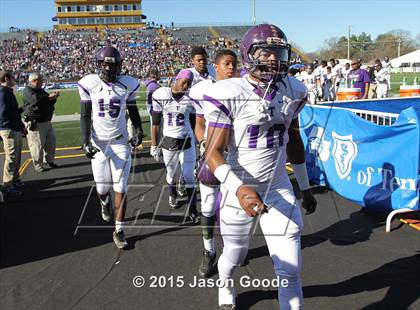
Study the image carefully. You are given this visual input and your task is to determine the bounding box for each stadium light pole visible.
[253,0,256,25]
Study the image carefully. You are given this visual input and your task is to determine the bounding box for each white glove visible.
[150,145,161,162]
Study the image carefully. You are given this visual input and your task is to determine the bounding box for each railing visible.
[347,108,398,126]
[151,21,265,28]
[312,104,399,126]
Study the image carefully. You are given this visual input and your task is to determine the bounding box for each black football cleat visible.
[113,229,128,249]
[189,211,201,225]
[169,195,180,209]
[198,250,216,278]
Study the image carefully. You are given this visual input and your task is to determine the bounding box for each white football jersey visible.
[203,76,307,187]
[374,68,389,84]
[189,79,216,140]
[321,72,336,86]
[300,71,317,91]
[189,79,215,116]
[341,67,351,79]
[188,67,215,86]
[78,74,139,142]
[152,87,195,139]
[331,64,342,78]
[314,65,327,79]
[381,60,392,70]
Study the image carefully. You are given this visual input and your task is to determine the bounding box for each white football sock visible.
[115,221,124,232]
[203,237,215,255]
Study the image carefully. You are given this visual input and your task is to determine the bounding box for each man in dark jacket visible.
[0,70,26,196]
[23,72,59,172]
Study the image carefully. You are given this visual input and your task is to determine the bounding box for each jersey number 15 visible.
[98,99,121,118]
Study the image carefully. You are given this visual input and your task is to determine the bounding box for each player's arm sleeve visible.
[203,94,232,129]
[151,112,162,126]
[151,94,163,126]
[80,100,92,145]
[78,82,92,145]
[127,100,143,132]
[126,80,142,130]
[189,110,196,132]
[286,117,305,164]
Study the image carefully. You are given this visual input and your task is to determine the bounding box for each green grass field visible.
[0,117,152,153]
[13,73,420,116]
[51,117,152,148]
[389,73,420,96]
[15,86,148,116]
[4,72,418,153]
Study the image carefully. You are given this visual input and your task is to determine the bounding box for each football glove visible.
[301,189,317,215]
[83,143,100,159]
[150,145,161,162]
[129,128,144,147]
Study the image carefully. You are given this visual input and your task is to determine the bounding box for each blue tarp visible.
[300,103,419,211]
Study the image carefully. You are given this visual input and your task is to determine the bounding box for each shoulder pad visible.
[118,75,140,91]
[78,74,101,93]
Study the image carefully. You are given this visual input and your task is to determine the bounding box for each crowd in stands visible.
[0,28,228,83]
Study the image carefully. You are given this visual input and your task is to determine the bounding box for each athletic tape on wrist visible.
[292,162,310,191]
[214,164,243,195]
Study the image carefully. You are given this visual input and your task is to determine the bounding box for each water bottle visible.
[414,77,418,86]
[402,77,406,86]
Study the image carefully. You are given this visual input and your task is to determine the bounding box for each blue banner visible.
[300,105,419,211]
[128,43,151,48]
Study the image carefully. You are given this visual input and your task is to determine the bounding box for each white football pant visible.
[91,140,131,194]
[217,180,303,309]
[162,146,196,187]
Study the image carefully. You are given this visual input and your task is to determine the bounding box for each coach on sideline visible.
[23,72,59,172]
[0,70,26,196]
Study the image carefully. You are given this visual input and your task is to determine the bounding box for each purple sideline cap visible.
[176,69,193,81]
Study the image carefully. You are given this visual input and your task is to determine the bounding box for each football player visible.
[150,69,199,223]
[78,46,144,249]
[173,46,216,198]
[374,60,389,98]
[381,56,392,90]
[203,24,317,310]
[189,49,238,278]
[188,46,215,86]
[314,60,328,100]
[300,64,318,104]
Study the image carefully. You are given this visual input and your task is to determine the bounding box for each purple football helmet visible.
[197,158,220,186]
[96,46,122,82]
[240,24,291,82]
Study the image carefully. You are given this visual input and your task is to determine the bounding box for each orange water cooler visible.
[400,85,420,97]
[337,88,362,101]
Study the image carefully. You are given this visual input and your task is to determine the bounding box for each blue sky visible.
[0,0,419,52]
